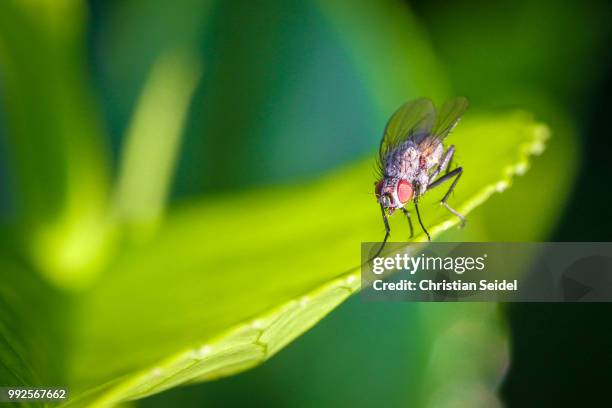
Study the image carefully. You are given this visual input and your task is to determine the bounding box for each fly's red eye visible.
[397,180,413,203]
[375,180,383,196]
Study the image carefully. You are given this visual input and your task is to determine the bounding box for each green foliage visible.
[0,0,111,288]
[0,1,579,407]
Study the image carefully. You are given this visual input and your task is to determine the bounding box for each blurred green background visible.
[0,0,610,406]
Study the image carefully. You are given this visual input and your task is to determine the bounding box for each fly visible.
[373,97,468,257]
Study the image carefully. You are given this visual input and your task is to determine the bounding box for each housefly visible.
[373,97,468,255]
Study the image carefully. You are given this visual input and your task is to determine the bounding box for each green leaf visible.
[0,254,69,408]
[163,106,579,408]
[58,110,548,406]
[0,0,112,289]
[113,49,202,237]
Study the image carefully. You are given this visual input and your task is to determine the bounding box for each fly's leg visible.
[371,203,391,260]
[428,167,466,227]
[440,145,455,174]
[446,154,454,175]
[429,145,455,181]
[400,207,414,239]
[413,192,431,241]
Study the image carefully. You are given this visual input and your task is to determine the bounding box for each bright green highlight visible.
[114,50,202,236]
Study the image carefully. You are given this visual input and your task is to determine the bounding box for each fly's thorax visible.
[383,141,420,180]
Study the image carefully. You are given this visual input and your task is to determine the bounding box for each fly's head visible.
[375,177,414,214]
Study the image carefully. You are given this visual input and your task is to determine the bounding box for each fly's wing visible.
[378,98,435,172]
[417,96,469,155]
[432,96,469,139]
